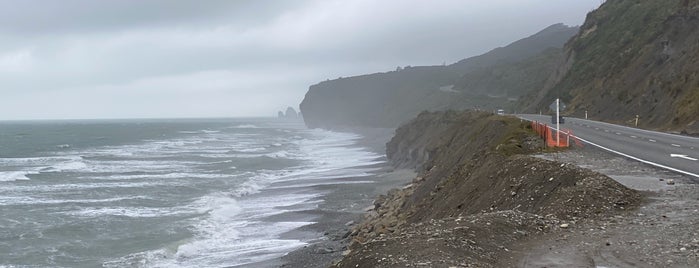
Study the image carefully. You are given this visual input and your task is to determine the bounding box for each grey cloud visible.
[0,0,601,120]
[0,0,310,34]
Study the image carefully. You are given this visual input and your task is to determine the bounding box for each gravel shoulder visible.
[516,146,699,268]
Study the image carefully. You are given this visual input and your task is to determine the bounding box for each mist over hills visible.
[521,0,699,134]
[300,24,578,128]
[301,0,698,134]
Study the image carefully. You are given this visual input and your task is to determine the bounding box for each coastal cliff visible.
[334,111,641,267]
[301,1,699,133]
[300,24,578,129]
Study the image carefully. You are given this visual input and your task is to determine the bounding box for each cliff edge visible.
[334,111,641,267]
[300,24,578,129]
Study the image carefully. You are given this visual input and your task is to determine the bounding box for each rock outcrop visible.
[278,107,301,121]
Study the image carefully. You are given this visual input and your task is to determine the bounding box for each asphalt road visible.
[518,114,699,180]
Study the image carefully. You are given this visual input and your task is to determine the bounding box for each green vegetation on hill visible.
[302,1,698,133]
[454,47,563,100]
[522,0,699,134]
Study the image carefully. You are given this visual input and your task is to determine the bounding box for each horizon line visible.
[0,115,282,122]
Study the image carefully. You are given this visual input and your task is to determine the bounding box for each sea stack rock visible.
[285,107,298,119]
[278,107,301,121]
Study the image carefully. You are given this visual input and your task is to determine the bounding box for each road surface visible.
[518,114,699,180]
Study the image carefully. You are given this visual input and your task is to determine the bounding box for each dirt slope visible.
[334,111,641,267]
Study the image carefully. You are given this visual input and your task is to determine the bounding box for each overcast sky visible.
[0,0,601,120]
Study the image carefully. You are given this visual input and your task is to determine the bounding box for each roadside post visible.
[556,99,560,146]
[549,99,566,147]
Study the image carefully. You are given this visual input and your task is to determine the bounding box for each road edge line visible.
[575,136,699,179]
[569,117,699,141]
[518,116,699,179]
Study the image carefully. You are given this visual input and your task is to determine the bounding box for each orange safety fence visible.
[530,121,582,148]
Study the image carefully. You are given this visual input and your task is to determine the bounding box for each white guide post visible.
[556,98,560,147]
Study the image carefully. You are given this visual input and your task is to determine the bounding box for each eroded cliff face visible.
[384,111,638,222]
[334,111,641,267]
[523,0,699,134]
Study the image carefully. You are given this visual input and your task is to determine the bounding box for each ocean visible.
[0,118,384,267]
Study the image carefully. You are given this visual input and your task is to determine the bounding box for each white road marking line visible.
[630,136,638,138]
[570,116,699,141]
[604,130,609,133]
[671,154,698,161]
[574,136,699,179]
[616,132,621,135]
[649,139,656,142]
[595,128,600,130]
[672,144,681,147]
[519,116,699,178]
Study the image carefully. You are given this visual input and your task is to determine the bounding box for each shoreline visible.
[254,127,415,268]
[277,168,416,268]
[270,117,699,267]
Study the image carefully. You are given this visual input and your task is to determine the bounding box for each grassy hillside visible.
[454,47,563,101]
[522,0,699,134]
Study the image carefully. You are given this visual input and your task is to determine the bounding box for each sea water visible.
[0,118,384,267]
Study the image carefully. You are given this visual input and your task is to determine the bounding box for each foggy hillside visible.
[520,0,699,134]
[300,24,579,129]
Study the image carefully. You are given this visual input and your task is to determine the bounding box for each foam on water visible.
[137,193,318,267]
[102,192,313,267]
[232,124,259,129]
[228,130,384,199]
[47,159,88,172]
[0,171,34,182]
[0,119,386,267]
[0,155,80,165]
[1,181,188,194]
[125,129,384,267]
[66,207,189,218]
[233,147,266,153]
[0,196,149,206]
[105,172,235,180]
[268,180,376,190]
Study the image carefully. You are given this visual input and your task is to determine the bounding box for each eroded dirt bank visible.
[333,111,648,267]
